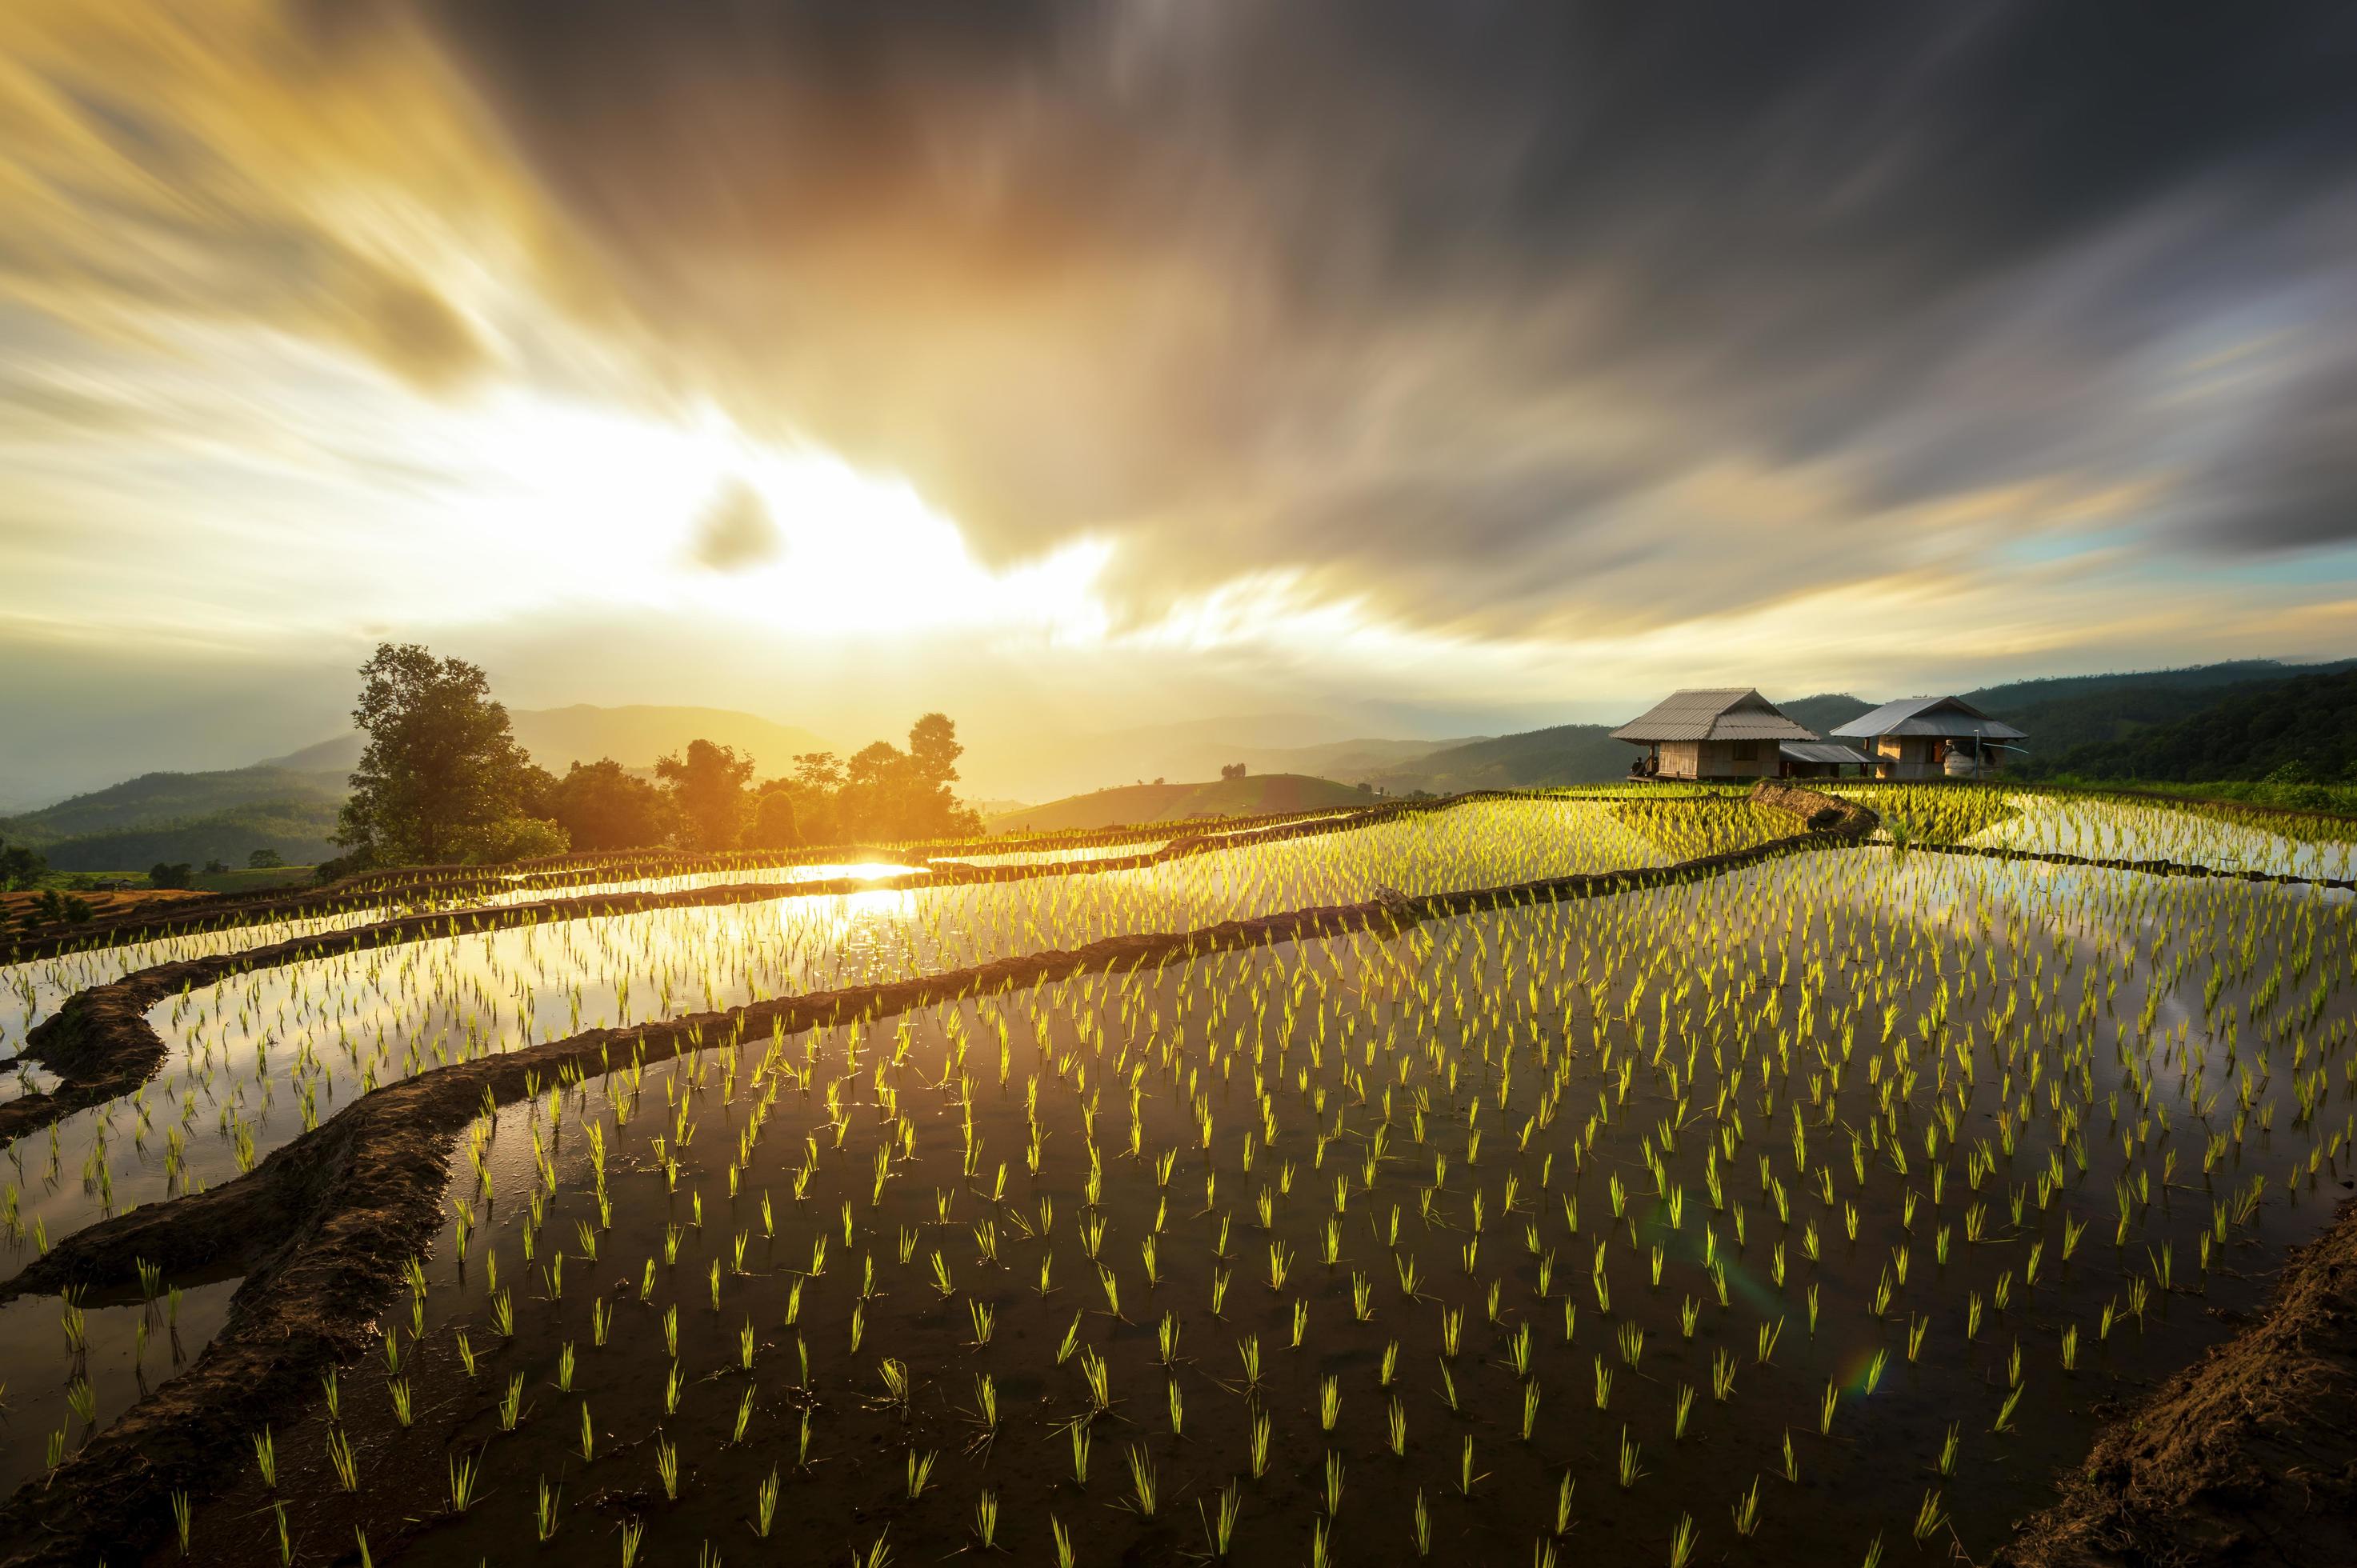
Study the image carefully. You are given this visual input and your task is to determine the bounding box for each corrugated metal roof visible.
[1611,688,1821,743]
[1831,695,2027,740]
[1779,742,1874,766]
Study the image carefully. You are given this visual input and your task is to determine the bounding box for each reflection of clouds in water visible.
[1968,794,2357,881]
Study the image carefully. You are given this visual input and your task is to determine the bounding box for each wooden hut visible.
[1831,696,2027,780]
[1611,689,1821,782]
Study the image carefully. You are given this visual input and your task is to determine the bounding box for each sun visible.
[438,390,1111,642]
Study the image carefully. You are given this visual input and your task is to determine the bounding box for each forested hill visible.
[0,766,345,870]
[1967,659,2357,759]
[985,774,1371,834]
[2015,668,2357,781]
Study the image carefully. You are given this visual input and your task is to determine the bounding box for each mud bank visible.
[1919,840,2357,891]
[0,786,1866,1566]
[1995,1197,2357,1568]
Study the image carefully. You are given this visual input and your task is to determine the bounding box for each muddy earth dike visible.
[0,783,1869,1566]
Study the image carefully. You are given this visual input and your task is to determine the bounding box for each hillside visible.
[26,801,342,872]
[1365,725,1627,792]
[2017,668,2357,782]
[2,765,346,844]
[984,774,1372,834]
[1780,693,1876,735]
[269,704,834,780]
[1363,692,1874,793]
[1967,660,2357,756]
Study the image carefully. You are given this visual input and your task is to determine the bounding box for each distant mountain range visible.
[7,704,833,872]
[1353,661,2357,793]
[985,774,1374,834]
[266,704,834,779]
[11,662,2353,870]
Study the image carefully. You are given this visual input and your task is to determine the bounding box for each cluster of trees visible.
[0,833,44,892]
[331,643,983,873]
[17,889,94,929]
[1219,762,1248,780]
[2019,668,2357,797]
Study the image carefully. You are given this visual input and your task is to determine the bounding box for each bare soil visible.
[1995,1198,2357,1568]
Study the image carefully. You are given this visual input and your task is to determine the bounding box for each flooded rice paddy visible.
[2,788,2352,1564]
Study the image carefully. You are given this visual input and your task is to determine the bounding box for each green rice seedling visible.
[1080,1346,1113,1411]
[581,1401,596,1462]
[1617,1428,1644,1490]
[1381,1340,1399,1386]
[501,1371,525,1430]
[252,1427,277,1490]
[456,1328,477,1376]
[1673,1383,1695,1440]
[171,1490,193,1557]
[1324,1450,1346,1515]
[1388,1397,1408,1456]
[1670,1513,1699,1568]
[1414,1490,1432,1557]
[1124,1444,1158,1516]
[1051,1515,1075,1568]
[328,1428,360,1491]
[907,1448,937,1498]
[1460,1435,1482,1496]
[1070,1419,1092,1485]
[1199,1478,1241,1558]
[1781,1430,1799,1483]
[1555,1471,1576,1536]
[1439,1358,1460,1412]
[447,1450,478,1513]
[1320,1374,1341,1431]
[1250,1410,1271,1478]
[1731,1476,1762,1536]
[1711,1347,1738,1402]
[1594,1356,1612,1410]
[656,1436,679,1500]
[974,1489,999,1550]
[621,1519,644,1568]
[537,1476,562,1542]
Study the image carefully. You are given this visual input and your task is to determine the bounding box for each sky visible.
[5,1,2357,806]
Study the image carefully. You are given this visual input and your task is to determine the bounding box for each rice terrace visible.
[7,744,2357,1566]
[12,2,2357,1565]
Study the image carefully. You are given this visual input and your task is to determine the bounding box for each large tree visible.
[656,738,756,850]
[335,643,557,866]
[830,713,982,841]
[547,758,681,851]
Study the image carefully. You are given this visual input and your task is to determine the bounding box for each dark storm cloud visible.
[370,0,2357,621]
